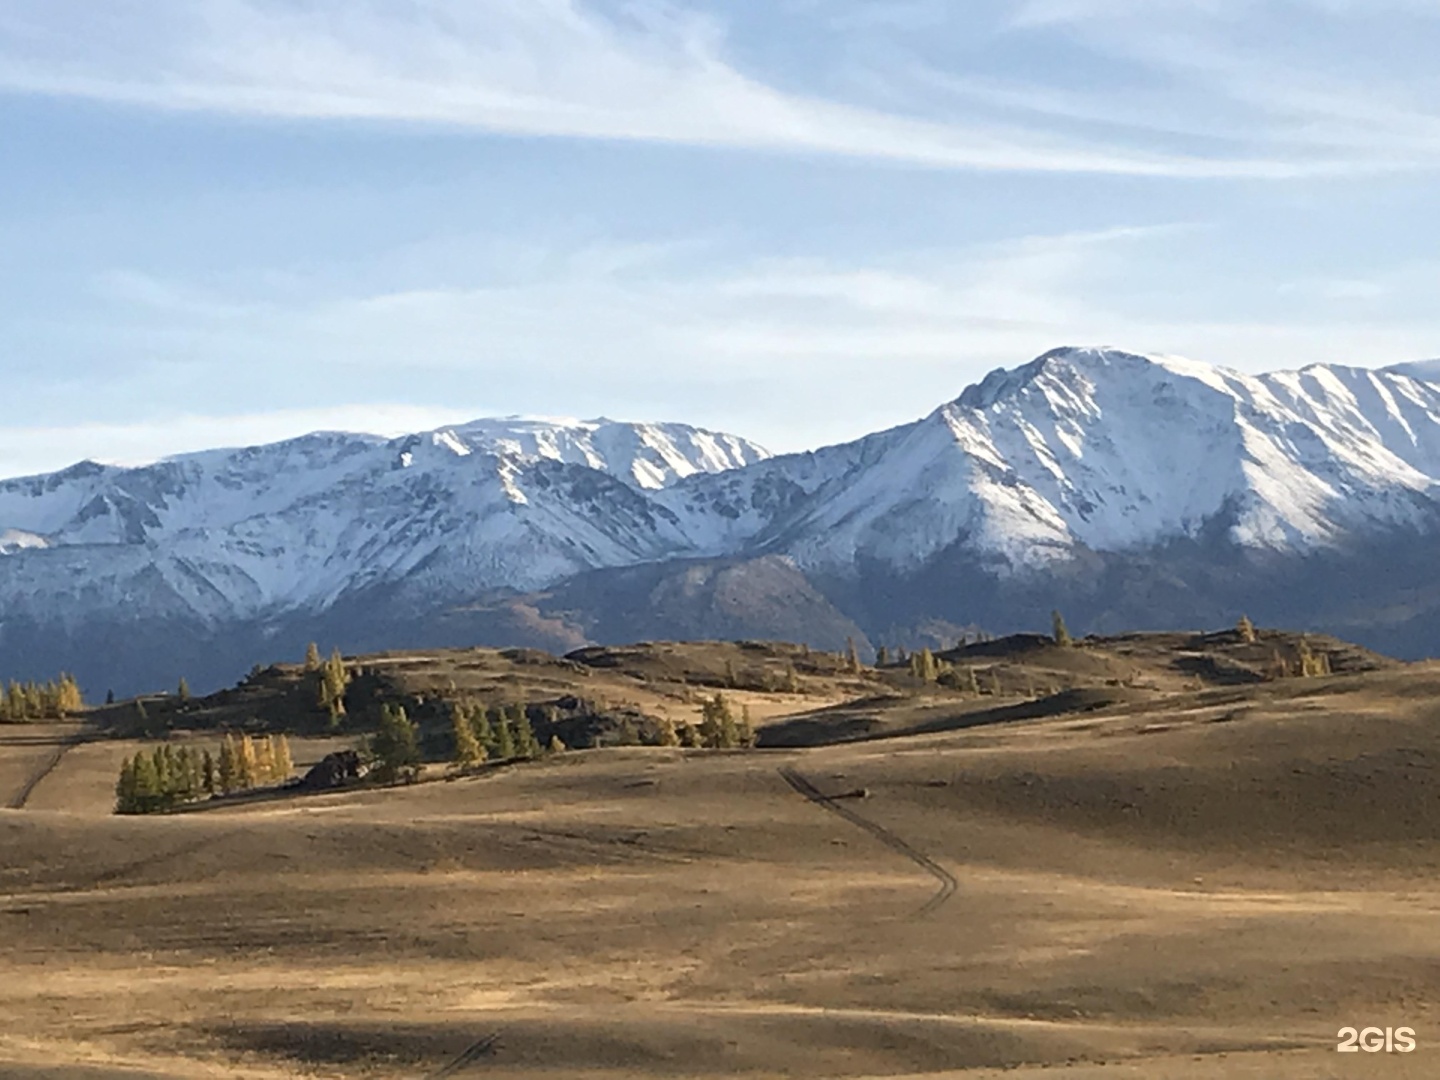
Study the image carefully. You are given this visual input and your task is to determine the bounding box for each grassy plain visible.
[1,633,1437,1078]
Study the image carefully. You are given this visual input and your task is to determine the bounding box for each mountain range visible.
[4,346,1440,695]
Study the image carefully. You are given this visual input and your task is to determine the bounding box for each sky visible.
[4,0,1440,478]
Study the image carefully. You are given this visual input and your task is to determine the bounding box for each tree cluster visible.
[677,693,755,749]
[115,744,212,814]
[216,732,295,793]
[937,664,984,694]
[885,645,1007,696]
[115,733,297,814]
[2,674,83,722]
[908,647,940,682]
[1267,638,1332,679]
[312,646,351,728]
[448,700,543,767]
[1296,638,1333,677]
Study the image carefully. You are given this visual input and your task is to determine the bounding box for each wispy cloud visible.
[996,0,1440,170]
[0,0,1335,177]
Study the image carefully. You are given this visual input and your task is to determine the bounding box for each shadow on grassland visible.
[758,686,1147,748]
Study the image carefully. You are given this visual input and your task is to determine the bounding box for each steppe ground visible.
[2,653,1439,1079]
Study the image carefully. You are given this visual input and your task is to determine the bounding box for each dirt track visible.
[0,725,90,810]
[6,733,85,810]
[779,765,958,915]
[424,1032,500,1078]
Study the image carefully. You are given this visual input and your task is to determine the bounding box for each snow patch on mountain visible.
[435,417,769,490]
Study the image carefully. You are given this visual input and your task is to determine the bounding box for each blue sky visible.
[3,0,1440,477]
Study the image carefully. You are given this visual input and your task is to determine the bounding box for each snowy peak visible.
[649,346,1440,581]
[935,346,1440,557]
[955,345,1124,411]
[428,417,770,490]
[660,346,1440,579]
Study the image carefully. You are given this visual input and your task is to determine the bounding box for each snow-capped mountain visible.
[660,346,1440,572]
[5,347,1440,693]
[0,418,769,625]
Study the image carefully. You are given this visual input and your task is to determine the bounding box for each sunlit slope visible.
[2,655,1437,1077]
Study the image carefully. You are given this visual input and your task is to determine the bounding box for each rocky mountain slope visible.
[4,347,1440,694]
[661,346,1440,571]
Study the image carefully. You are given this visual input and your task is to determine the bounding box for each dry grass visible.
[0,637,1437,1077]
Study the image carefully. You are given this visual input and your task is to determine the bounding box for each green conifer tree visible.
[371,703,420,783]
[471,703,495,755]
[167,745,186,801]
[697,696,722,749]
[699,694,741,749]
[115,756,138,814]
[152,746,172,806]
[492,706,516,760]
[131,752,161,814]
[513,707,541,759]
[173,747,195,800]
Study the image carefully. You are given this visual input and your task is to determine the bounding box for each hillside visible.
[74,625,1395,757]
[1,628,1437,1078]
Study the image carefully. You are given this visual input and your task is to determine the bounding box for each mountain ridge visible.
[4,346,1440,693]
